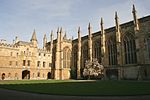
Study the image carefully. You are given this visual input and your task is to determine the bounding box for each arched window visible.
[37,72,40,77]
[15,73,18,80]
[93,41,101,63]
[73,45,78,68]
[107,36,117,65]
[82,42,88,66]
[123,33,137,64]
[63,47,71,68]
[8,73,11,78]
[147,38,150,59]
[52,46,56,68]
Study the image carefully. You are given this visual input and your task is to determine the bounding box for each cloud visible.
[0,0,149,47]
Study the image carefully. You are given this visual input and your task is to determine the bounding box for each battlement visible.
[38,48,50,53]
[0,42,18,48]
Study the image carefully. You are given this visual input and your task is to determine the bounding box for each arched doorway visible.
[47,72,51,79]
[22,70,30,79]
[2,73,5,80]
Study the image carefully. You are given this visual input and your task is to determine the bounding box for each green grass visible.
[0,80,150,96]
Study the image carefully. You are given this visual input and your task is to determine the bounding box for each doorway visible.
[22,70,30,79]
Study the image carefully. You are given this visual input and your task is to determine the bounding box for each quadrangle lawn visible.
[0,80,150,96]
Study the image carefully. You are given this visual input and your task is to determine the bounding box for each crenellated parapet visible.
[0,42,18,49]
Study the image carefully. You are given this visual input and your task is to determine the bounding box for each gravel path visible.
[0,88,150,100]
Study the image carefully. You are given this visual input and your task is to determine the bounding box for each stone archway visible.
[47,72,51,79]
[2,73,5,80]
[22,70,30,79]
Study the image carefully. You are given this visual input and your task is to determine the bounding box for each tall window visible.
[123,33,137,64]
[107,36,117,65]
[73,45,78,69]
[63,47,71,68]
[147,38,150,59]
[93,41,101,63]
[82,42,88,66]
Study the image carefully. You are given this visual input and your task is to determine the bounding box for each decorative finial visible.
[101,17,103,25]
[115,11,118,19]
[132,4,136,13]
[88,22,91,30]
[51,30,53,36]
[78,26,80,33]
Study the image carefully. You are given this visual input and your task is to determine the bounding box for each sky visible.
[0,0,150,48]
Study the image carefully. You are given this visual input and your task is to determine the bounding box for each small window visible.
[33,73,35,78]
[39,53,41,56]
[23,60,26,66]
[10,52,13,56]
[8,73,11,78]
[37,61,40,67]
[44,53,46,56]
[27,60,30,66]
[49,63,51,67]
[37,72,40,77]
[43,73,45,78]
[16,53,18,57]
[43,62,46,67]
[9,61,12,66]
[16,61,18,66]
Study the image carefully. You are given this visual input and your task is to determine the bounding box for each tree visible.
[83,58,104,79]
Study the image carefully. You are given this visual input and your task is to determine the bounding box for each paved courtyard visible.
[0,88,150,100]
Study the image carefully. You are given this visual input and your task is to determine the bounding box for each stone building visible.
[0,30,52,80]
[0,5,150,80]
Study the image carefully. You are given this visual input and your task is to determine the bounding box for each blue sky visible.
[0,0,150,48]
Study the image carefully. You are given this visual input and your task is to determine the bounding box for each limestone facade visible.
[0,5,150,80]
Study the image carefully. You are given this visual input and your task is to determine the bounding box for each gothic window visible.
[107,36,117,65]
[147,38,150,59]
[93,41,101,63]
[52,46,56,68]
[73,45,78,69]
[82,42,88,66]
[63,47,71,68]
[123,33,137,64]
